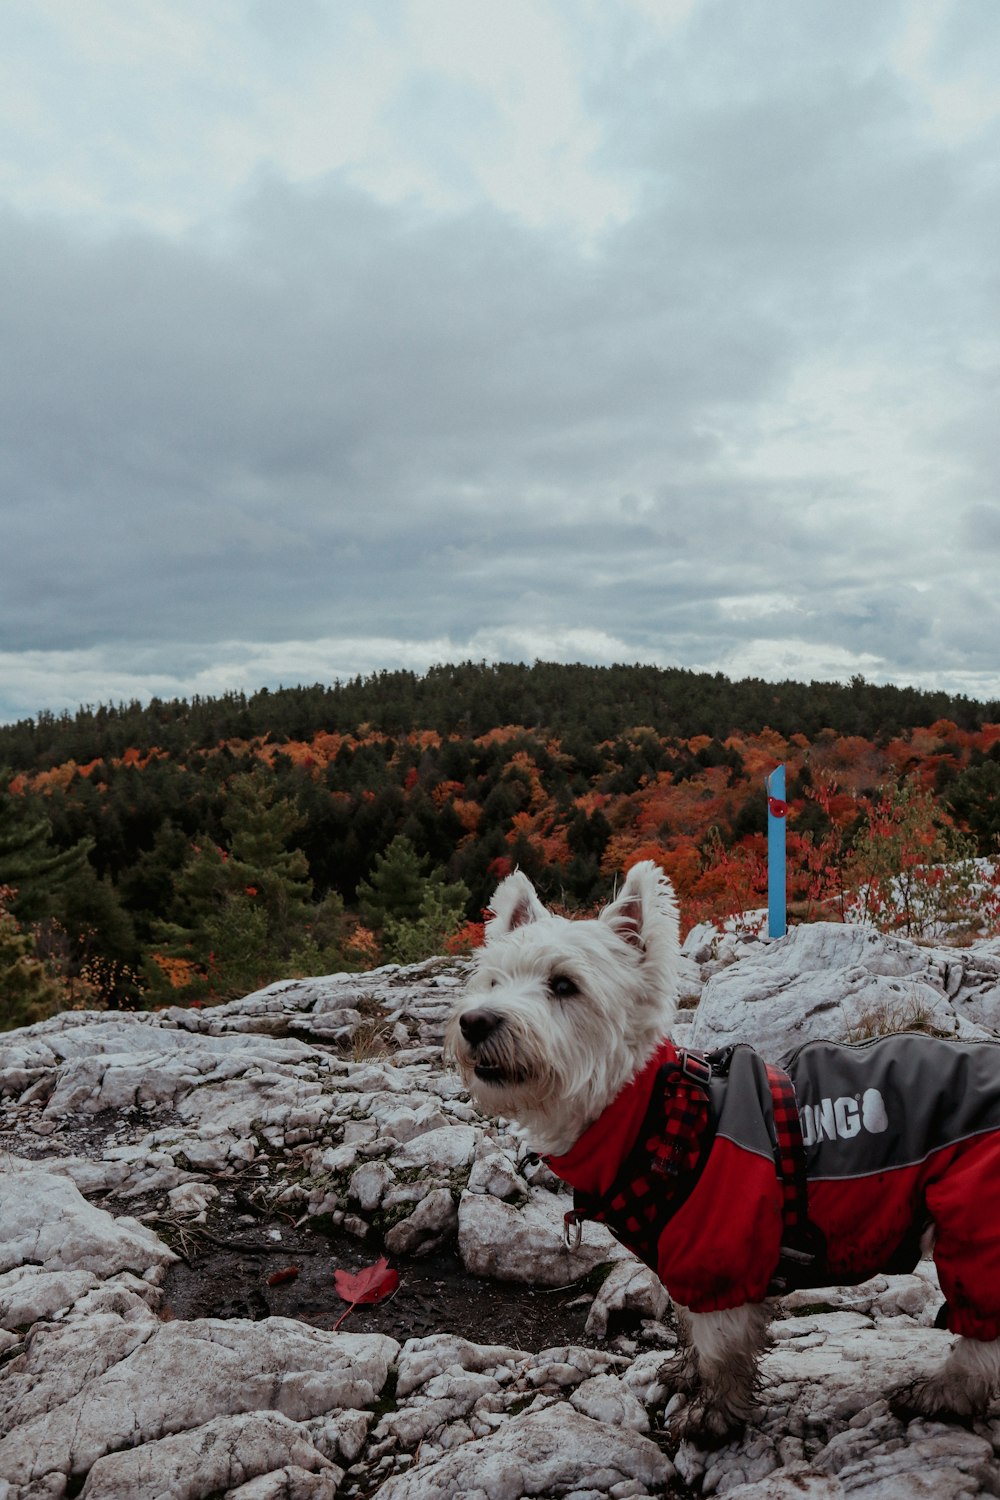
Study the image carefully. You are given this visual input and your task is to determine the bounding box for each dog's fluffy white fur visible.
[447,860,680,1155]
[444,860,1000,1441]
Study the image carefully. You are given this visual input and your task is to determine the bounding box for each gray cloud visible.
[962,504,1000,552]
[1,0,999,720]
[0,180,794,646]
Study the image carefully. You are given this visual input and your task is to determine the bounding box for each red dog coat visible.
[547,1033,1000,1341]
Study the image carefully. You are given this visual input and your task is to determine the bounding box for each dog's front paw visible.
[657,1346,701,1399]
[669,1393,747,1448]
[890,1377,985,1426]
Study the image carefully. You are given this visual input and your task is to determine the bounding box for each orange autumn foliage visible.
[723,728,792,780]
[451,799,482,834]
[150,953,199,990]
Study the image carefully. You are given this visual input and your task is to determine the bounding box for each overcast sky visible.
[2,1,999,724]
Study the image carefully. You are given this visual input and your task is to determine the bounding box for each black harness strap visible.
[766,1062,810,1239]
[763,1060,826,1290]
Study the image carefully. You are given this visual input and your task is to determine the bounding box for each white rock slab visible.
[376,1370,503,1448]
[458,1187,627,1285]
[569,1372,650,1431]
[78,1410,340,1500]
[395,1335,528,1398]
[584,1257,669,1337]
[383,1187,458,1256]
[0,1163,176,1278]
[714,1467,843,1498]
[761,1314,952,1428]
[466,1146,529,1202]
[0,1314,398,1495]
[371,1406,674,1499]
[690,921,989,1058]
[0,1266,100,1330]
[393,1124,480,1170]
[224,1467,340,1499]
[813,1421,998,1500]
[4,944,1000,1499]
[781,1268,943,1327]
[938,950,1000,1032]
[368,1097,451,1142]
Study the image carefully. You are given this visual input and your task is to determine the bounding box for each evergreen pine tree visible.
[147,841,231,997]
[148,770,317,1002]
[0,888,65,1030]
[358,835,469,963]
[117,821,192,942]
[946,761,1000,852]
[357,836,430,927]
[222,769,313,949]
[0,779,93,921]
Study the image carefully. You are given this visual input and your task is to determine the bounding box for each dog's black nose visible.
[459,1008,502,1045]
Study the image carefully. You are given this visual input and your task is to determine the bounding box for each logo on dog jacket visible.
[798,1088,889,1146]
[787,1033,1000,1180]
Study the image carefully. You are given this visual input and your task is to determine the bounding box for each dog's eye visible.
[549,974,578,999]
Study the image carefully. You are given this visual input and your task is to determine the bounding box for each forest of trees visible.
[1,662,996,769]
[2,661,1000,1028]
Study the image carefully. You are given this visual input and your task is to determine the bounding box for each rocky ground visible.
[2,922,1000,1498]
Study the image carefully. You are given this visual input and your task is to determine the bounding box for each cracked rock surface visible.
[1,934,999,1496]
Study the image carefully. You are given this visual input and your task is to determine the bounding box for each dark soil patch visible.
[0,1104,181,1160]
[162,1214,606,1350]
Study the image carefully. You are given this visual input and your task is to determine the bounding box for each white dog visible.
[445,861,1000,1443]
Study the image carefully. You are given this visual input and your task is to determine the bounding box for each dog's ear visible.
[600,860,677,953]
[485,871,548,943]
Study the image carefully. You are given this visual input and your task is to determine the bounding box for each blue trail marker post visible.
[766,764,787,939]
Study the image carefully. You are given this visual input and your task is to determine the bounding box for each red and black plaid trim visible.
[766,1062,810,1244]
[648,1074,708,1180]
[571,1059,713,1267]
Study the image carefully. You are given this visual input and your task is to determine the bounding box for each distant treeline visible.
[3,660,1000,1023]
[1,661,996,771]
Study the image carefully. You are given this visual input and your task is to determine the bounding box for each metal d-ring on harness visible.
[519,1153,587,1250]
[563,1212,583,1251]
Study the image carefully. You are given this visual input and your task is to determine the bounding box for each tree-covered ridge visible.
[1,661,997,771]
[2,663,1000,1025]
